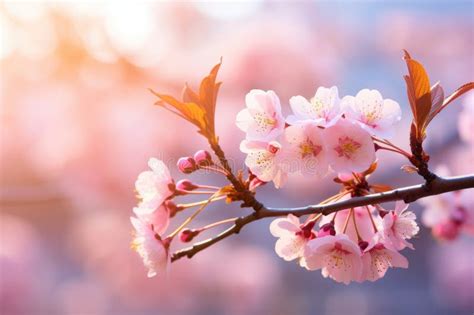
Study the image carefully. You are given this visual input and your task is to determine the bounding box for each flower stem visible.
[177,196,225,209]
[351,208,362,241]
[342,208,353,234]
[197,184,220,190]
[183,190,217,195]
[198,165,229,176]
[168,193,217,239]
[373,137,411,158]
[199,217,238,231]
[365,206,378,232]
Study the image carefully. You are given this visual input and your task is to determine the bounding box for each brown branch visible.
[208,139,263,211]
[171,174,474,262]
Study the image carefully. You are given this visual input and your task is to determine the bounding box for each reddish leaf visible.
[403,50,432,138]
[150,60,223,141]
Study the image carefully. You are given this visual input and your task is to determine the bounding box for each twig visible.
[171,174,474,262]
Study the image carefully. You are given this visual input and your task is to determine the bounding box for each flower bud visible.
[177,157,197,174]
[176,179,198,191]
[179,228,201,242]
[194,150,213,166]
[318,222,336,237]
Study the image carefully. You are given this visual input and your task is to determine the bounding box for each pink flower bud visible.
[194,150,213,166]
[318,222,336,237]
[176,179,198,191]
[179,228,200,242]
[177,157,197,174]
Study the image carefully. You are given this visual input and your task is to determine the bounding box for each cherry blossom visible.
[324,119,376,173]
[341,89,401,138]
[419,166,474,240]
[130,216,170,278]
[269,214,315,265]
[132,204,170,235]
[304,234,363,285]
[359,241,408,282]
[236,89,285,141]
[283,122,329,176]
[135,158,174,210]
[240,139,289,188]
[421,188,474,240]
[287,86,341,127]
[378,201,419,250]
[319,205,376,243]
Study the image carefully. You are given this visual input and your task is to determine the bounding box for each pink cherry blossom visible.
[379,201,419,250]
[269,214,314,265]
[236,89,285,141]
[457,189,474,235]
[130,216,170,278]
[283,122,329,176]
[324,118,376,173]
[421,188,474,240]
[135,158,174,209]
[432,220,461,241]
[287,86,341,127]
[419,166,474,240]
[319,205,376,243]
[359,241,408,282]
[240,139,288,188]
[304,234,362,285]
[341,89,401,138]
[132,203,170,235]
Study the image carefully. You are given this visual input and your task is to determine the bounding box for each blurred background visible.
[1,1,473,314]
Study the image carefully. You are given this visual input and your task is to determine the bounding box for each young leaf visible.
[426,82,474,125]
[151,91,209,137]
[403,50,432,138]
[150,60,223,142]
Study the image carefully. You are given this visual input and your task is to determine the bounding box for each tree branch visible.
[171,174,474,262]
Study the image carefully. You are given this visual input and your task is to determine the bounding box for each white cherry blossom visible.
[341,89,401,138]
[135,158,174,210]
[131,216,170,278]
[324,119,376,173]
[287,86,341,127]
[283,122,329,176]
[304,234,363,285]
[240,139,289,188]
[236,89,285,141]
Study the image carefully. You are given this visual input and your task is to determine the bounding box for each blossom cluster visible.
[270,201,419,284]
[417,97,474,241]
[236,88,401,187]
[130,158,175,277]
[130,150,224,277]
